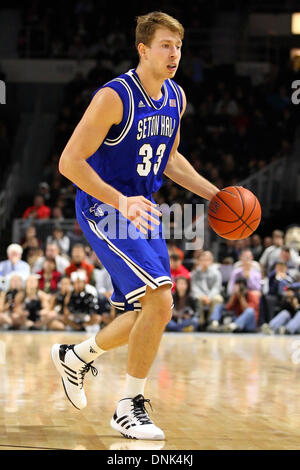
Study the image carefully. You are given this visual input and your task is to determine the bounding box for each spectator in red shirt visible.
[22,194,51,220]
[65,243,94,284]
[207,278,259,332]
[170,253,190,292]
[37,259,61,293]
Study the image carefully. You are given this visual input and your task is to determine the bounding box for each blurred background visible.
[0,0,300,334]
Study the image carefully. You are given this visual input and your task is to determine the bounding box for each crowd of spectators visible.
[16,57,299,225]
[5,0,300,335]
[1,226,300,334]
[16,1,299,208]
[0,239,112,332]
[7,54,300,334]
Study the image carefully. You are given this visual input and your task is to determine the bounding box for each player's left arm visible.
[164,86,219,201]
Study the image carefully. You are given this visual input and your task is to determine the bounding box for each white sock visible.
[122,373,147,400]
[73,335,106,363]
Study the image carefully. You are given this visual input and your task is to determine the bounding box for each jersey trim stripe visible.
[104,78,134,146]
[168,79,181,117]
[83,213,159,290]
[125,277,172,303]
[83,213,173,302]
[126,70,168,110]
[110,299,142,311]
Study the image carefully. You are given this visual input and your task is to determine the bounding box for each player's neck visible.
[135,64,164,101]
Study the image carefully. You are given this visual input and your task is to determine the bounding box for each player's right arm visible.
[59,88,161,234]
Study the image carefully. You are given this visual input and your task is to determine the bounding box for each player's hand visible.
[119,195,162,234]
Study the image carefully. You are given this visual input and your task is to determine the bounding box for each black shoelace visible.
[78,362,98,389]
[131,394,153,425]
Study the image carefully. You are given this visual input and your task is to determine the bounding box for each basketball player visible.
[51,11,219,440]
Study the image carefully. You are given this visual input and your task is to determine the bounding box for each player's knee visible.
[161,307,173,325]
[141,285,173,325]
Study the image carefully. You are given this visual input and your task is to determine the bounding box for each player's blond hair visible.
[135,11,184,51]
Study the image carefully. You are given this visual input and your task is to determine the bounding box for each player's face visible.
[145,27,182,79]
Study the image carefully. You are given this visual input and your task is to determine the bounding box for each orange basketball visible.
[208,186,261,240]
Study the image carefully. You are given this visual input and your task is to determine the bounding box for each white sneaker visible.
[261,323,274,335]
[206,320,219,332]
[110,394,165,440]
[51,344,98,410]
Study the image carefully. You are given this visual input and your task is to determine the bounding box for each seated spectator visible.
[90,251,113,299]
[218,240,239,263]
[217,257,234,292]
[49,275,72,319]
[47,276,73,331]
[250,234,263,261]
[167,241,185,261]
[22,237,42,264]
[259,230,299,276]
[263,236,273,249]
[38,181,51,203]
[10,274,52,330]
[191,250,223,325]
[64,270,101,331]
[26,246,44,271]
[0,244,30,286]
[215,90,239,117]
[227,249,262,298]
[33,242,70,275]
[233,239,248,262]
[67,222,88,249]
[261,287,300,335]
[259,261,295,325]
[88,251,115,325]
[21,225,42,262]
[0,274,24,329]
[207,278,259,333]
[52,206,64,221]
[21,225,40,249]
[166,277,199,332]
[233,248,261,272]
[46,225,70,255]
[269,246,300,278]
[22,194,51,220]
[37,259,61,294]
[170,253,191,291]
[285,225,300,252]
[65,243,95,285]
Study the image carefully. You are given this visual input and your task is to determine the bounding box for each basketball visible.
[208,186,261,240]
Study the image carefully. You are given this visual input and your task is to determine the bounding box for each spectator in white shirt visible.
[191,250,223,324]
[0,244,30,288]
[46,225,70,255]
[260,230,299,276]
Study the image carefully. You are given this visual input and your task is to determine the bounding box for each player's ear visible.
[137,42,147,60]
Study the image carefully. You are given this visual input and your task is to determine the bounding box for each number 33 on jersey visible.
[83,68,183,201]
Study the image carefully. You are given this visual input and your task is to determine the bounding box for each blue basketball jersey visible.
[76,68,183,207]
[75,69,182,310]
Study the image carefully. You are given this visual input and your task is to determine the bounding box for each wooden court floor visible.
[1,331,300,450]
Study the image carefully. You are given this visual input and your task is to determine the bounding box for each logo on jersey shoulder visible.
[89,203,104,217]
[169,99,176,107]
[138,100,146,108]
